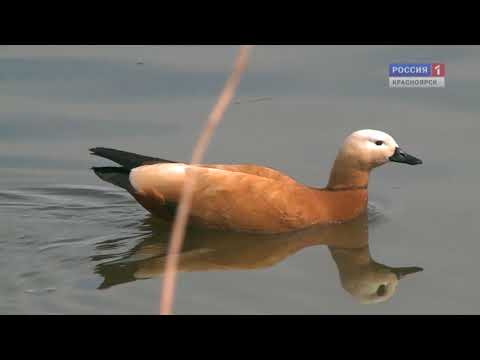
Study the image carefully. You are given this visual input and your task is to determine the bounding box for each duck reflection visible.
[93,210,422,304]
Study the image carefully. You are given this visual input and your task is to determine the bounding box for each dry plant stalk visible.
[159,45,254,315]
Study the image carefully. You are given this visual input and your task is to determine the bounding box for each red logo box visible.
[431,63,445,77]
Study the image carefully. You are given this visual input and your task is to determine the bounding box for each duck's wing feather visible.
[90,148,298,188]
[199,164,298,184]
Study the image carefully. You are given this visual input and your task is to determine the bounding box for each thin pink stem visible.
[159,45,254,315]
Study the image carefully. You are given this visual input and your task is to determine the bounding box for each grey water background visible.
[0,45,478,314]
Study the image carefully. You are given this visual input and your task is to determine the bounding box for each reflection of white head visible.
[330,247,423,304]
[340,266,399,304]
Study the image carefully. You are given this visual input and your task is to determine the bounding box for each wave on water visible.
[0,184,149,263]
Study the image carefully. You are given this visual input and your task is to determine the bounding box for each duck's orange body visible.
[129,163,368,233]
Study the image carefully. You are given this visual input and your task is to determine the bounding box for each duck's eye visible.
[376,284,387,296]
[375,140,384,146]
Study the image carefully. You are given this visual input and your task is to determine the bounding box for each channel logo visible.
[388,63,445,88]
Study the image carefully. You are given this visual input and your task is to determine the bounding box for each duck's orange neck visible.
[326,157,370,191]
[306,156,371,223]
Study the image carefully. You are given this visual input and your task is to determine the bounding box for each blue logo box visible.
[389,63,432,77]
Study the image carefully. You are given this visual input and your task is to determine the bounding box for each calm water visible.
[1,45,479,314]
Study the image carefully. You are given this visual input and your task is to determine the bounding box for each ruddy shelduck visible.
[91,129,422,234]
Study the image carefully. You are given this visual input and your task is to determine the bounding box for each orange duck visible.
[91,129,422,234]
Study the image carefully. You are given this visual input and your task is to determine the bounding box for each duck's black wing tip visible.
[89,147,177,169]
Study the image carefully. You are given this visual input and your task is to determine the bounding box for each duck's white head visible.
[339,129,422,171]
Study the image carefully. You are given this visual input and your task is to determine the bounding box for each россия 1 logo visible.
[389,63,445,88]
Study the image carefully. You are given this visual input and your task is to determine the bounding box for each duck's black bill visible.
[391,266,424,280]
[389,147,423,165]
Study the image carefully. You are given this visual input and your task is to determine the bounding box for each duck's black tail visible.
[90,147,177,190]
[91,166,133,191]
[89,147,176,170]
